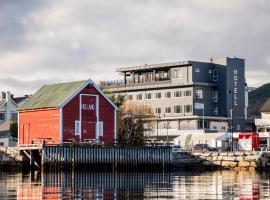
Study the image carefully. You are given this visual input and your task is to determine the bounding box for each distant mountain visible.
[248,83,270,118]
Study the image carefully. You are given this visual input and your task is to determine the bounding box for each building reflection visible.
[1,170,270,199]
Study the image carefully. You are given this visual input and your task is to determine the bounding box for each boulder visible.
[211,152,219,156]
[219,152,228,156]
[221,161,231,167]
[238,161,250,167]
[217,156,223,161]
[250,161,257,168]
[228,152,235,157]
[244,155,260,162]
[235,156,244,161]
[202,161,215,167]
[213,161,221,166]
[223,156,236,161]
[212,156,218,161]
[229,161,238,168]
[235,152,244,156]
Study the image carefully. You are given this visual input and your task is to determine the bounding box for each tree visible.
[118,101,155,146]
[10,120,18,140]
[99,82,126,107]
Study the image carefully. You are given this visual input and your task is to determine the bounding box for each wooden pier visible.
[19,145,172,171]
[42,145,172,170]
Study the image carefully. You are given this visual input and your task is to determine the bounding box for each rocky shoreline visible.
[183,151,270,171]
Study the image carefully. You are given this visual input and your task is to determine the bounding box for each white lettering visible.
[81,104,95,111]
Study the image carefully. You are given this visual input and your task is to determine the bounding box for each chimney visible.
[0,92,6,100]
[5,91,11,121]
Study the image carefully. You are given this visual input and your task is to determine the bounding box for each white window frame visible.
[98,121,103,137]
[195,90,203,99]
[75,120,81,136]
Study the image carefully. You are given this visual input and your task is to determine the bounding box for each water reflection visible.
[0,170,270,199]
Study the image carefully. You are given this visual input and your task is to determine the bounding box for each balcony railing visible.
[144,129,218,137]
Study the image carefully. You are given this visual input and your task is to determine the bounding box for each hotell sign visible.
[233,69,238,106]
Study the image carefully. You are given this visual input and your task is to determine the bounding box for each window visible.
[165,92,171,98]
[237,125,241,131]
[75,121,80,136]
[213,126,217,130]
[209,70,212,74]
[98,122,103,137]
[156,92,161,99]
[136,94,142,100]
[0,142,4,146]
[156,108,161,114]
[172,68,182,79]
[174,105,182,113]
[213,69,218,81]
[127,95,133,100]
[195,90,203,99]
[174,91,182,97]
[213,91,218,102]
[11,113,17,120]
[145,93,151,99]
[165,107,171,113]
[195,68,200,72]
[184,105,192,113]
[184,90,192,96]
[213,105,218,116]
[0,113,5,121]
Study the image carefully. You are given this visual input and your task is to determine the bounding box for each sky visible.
[0,0,270,96]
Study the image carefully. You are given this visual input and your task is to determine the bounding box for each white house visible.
[0,91,29,124]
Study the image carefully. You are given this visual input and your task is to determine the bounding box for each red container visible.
[238,132,259,151]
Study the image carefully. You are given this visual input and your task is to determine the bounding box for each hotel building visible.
[105,57,246,140]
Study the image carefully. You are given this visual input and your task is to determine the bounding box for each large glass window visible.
[184,90,192,96]
[195,90,203,99]
[184,105,192,113]
[174,91,182,97]
[172,68,182,79]
[213,69,218,81]
[156,93,161,99]
[165,107,171,113]
[213,91,218,102]
[165,92,171,98]
[156,108,161,114]
[136,94,142,100]
[145,93,152,99]
[174,105,182,113]
[0,113,5,121]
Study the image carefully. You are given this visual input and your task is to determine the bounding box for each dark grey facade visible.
[105,57,246,133]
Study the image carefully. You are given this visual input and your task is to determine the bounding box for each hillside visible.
[248,83,270,117]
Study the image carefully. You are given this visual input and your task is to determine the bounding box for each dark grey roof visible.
[0,121,10,138]
[12,96,29,104]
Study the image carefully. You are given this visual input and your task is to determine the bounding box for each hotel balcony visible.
[103,79,216,92]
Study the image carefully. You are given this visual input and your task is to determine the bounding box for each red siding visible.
[62,84,115,144]
[19,109,60,145]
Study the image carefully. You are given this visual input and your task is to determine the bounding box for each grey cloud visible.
[0,0,270,95]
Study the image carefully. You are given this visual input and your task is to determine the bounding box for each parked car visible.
[193,144,218,152]
[172,144,182,153]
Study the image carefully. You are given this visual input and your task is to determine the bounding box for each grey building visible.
[105,57,246,139]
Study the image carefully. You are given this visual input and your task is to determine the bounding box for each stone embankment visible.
[191,151,270,171]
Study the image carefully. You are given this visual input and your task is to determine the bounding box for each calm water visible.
[0,170,270,199]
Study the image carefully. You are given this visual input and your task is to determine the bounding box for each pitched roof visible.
[0,120,10,138]
[0,100,5,108]
[18,80,87,111]
[12,96,29,104]
[18,79,119,111]
[261,98,270,112]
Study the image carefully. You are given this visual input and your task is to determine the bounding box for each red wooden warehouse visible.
[17,80,118,146]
